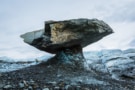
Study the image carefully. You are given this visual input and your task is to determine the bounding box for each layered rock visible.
[21,18,113,68]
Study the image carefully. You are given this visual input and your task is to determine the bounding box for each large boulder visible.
[21,19,113,54]
[21,18,113,68]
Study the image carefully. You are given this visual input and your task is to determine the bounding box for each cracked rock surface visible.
[21,18,113,68]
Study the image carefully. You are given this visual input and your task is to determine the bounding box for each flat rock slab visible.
[21,18,113,54]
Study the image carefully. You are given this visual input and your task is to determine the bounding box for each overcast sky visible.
[0,0,135,59]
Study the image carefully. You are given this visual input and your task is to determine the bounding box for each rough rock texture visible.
[21,18,113,68]
[0,49,135,89]
[21,19,113,53]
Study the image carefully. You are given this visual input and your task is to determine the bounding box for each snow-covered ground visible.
[0,55,53,72]
[0,48,135,80]
[84,48,135,80]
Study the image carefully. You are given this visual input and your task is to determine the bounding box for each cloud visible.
[104,1,135,22]
[84,22,135,51]
[129,39,135,46]
[0,0,135,59]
